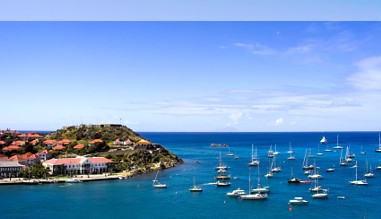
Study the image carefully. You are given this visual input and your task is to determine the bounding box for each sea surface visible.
[1,132,380,219]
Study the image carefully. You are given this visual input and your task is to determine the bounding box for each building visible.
[43,156,112,175]
[0,161,25,178]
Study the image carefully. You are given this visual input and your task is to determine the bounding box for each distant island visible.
[0,124,183,183]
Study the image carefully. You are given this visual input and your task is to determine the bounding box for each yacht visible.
[226,188,246,197]
[240,193,268,200]
[289,197,308,205]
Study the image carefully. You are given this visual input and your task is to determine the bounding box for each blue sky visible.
[0,1,380,21]
[1,22,381,132]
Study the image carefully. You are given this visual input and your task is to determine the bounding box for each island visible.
[0,124,183,184]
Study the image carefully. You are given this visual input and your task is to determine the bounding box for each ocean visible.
[1,132,380,219]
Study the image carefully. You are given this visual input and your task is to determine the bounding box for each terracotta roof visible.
[44,158,82,165]
[2,145,22,151]
[73,144,85,149]
[61,139,71,145]
[89,139,103,144]
[0,140,5,145]
[18,134,27,138]
[52,145,65,151]
[27,133,43,138]
[88,157,112,163]
[43,139,56,145]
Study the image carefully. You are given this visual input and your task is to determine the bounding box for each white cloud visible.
[234,42,277,56]
[347,56,381,90]
[275,118,284,126]
[230,112,243,125]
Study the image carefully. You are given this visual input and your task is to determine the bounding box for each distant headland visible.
[0,124,183,184]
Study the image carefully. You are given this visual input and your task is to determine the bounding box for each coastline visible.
[0,173,132,185]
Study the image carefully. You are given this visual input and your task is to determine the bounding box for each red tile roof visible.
[73,144,85,149]
[61,139,71,145]
[44,158,82,165]
[43,139,56,145]
[89,139,103,144]
[88,157,112,163]
[52,145,65,151]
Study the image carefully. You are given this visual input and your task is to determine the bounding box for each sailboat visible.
[312,188,328,199]
[189,177,202,192]
[364,159,374,178]
[320,136,327,144]
[226,147,234,156]
[333,134,343,149]
[375,133,381,153]
[360,145,366,155]
[288,167,301,183]
[215,152,231,186]
[153,170,167,188]
[287,142,296,160]
[252,163,270,193]
[302,149,315,171]
[271,156,281,172]
[316,144,323,156]
[241,173,268,200]
[308,161,323,180]
[309,178,323,192]
[248,144,260,166]
[264,159,273,178]
[273,144,280,155]
[267,145,274,158]
[349,161,368,185]
[339,148,348,166]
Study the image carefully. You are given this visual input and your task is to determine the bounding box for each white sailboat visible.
[248,144,260,166]
[309,178,323,192]
[153,170,167,188]
[375,133,381,153]
[360,145,366,155]
[264,159,273,178]
[226,147,234,156]
[302,149,315,171]
[267,145,274,158]
[364,159,374,178]
[308,162,323,180]
[333,134,343,149]
[273,144,280,155]
[252,163,270,194]
[240,174,268,200]
[349,161,368,185]
[339,148,348,166]
[320,136,327,144]
[312,188,328,199]
[287,142,296,160]
[189,177,202,192]
[271,156,281,172]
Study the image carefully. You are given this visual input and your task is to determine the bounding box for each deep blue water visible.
[1,132,380,219]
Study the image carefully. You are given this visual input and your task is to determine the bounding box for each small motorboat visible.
[289,197,308,205]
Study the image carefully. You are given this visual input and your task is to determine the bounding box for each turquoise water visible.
[1,132,380,219]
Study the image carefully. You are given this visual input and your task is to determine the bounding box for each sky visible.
[1,1,381,132]
[0,0,380,21]
[1,22,381,132]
